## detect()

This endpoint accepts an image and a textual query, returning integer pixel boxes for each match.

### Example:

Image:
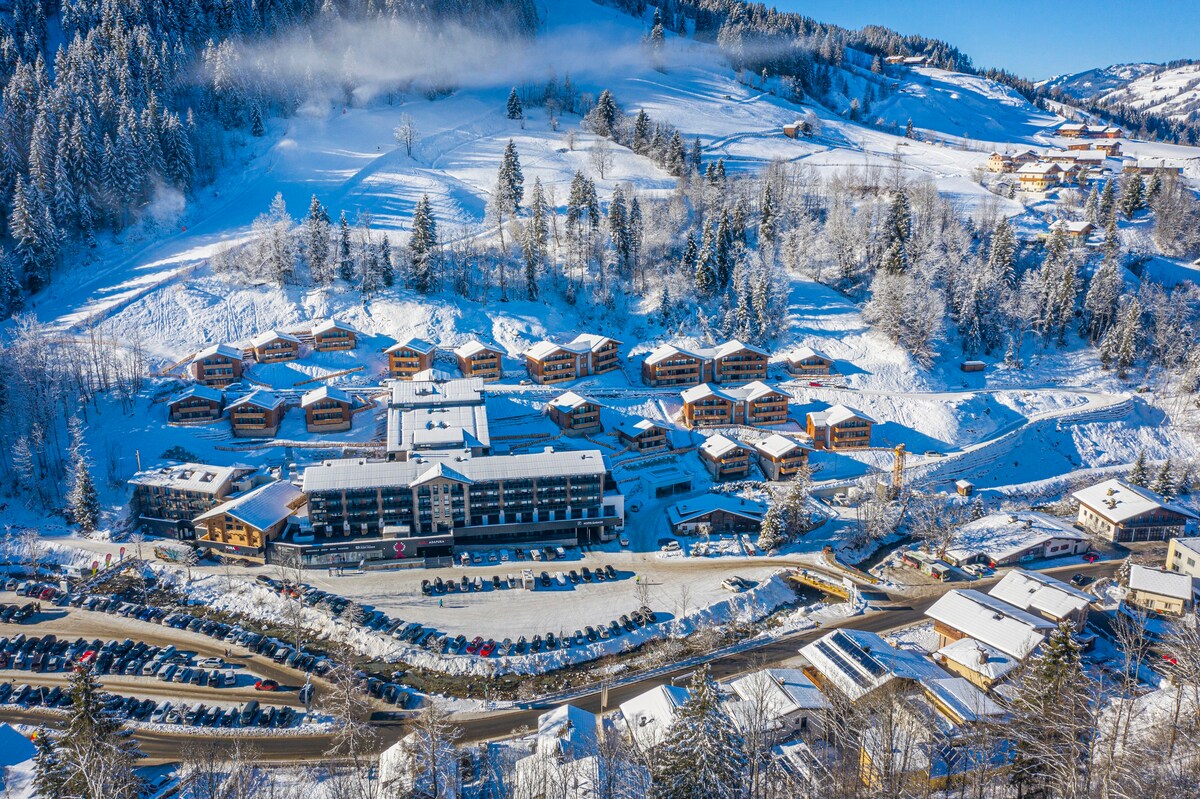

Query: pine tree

[592,89,618,138]
[715,210,733,288]
[757,505,785,552]
[759,183,776,245]
[689,137,703,173]
[305,195,332,284]
[379,234,394,287]
[522,177,548,300]
[1129,449,1149,487]
[250,104,265,137]
[1119,174,1144,220]
[652,666,747,799]
[694,221,717,297]
[409,195,438,294]
[1099,178,1116,219]
[492,139,524,247]
[904,118,915,139]
[1083,255,1122,343]
[337,212,354,282]
[1099,295,1141,377]
[506,88,524,120]
[0,248,24,319]
[61,666,143,798]
[988,218,1017,284]
[666,131,686,176]
[657,284,672,326]
[632,110,651,153]
[1152,459,1175,498]
[881,190,912,273]
[649,8,666,64]
[1175,463,1193,496]
[67,417,99,535]
[31,726,67,798]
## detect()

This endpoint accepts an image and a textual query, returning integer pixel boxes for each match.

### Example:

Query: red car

[1162,654,1179,666]
[38,588,55,601]
[1082,552,1099,563]
[465,636,484,655]
[254,679,279,691]
[79,650,97,665]
[479,639,497,657]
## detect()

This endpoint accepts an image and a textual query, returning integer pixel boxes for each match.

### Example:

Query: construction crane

[891,444,906,498]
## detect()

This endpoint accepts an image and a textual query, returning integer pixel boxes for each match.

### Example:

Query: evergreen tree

[31,726,67,798]
[657,284,672,326]
[379,234,394,287]
[1176,463,1193,496]
[1152,459,1175,498]
[521,177,548,300]
[67,417,99,535]
[666,131,686,176]
[1099,178,1116,219]
[250,104,265,137]
[904,118,915,139]
[694,221,717,297]
[337,212,354,282]
[61,666,143,798]
[409,195,438,294]
[757,504,785,552]
[652,666,747,799]
[1129,449,1149,487]
[1119,173,1144,220]
[492,139,525,248]
[649,8,666,64]
[715,210,733,288]
[506,88,523,120]
[881,190,912,273]
[1099,295,1142,378]
[1083,255,1122,343]
[689,136,703,173]
[988,217,1017,284]
[632,110,651,153]
[759,183,776,245]
[305,195,332,285]
[0,249,24,319]
[592,89,619,137]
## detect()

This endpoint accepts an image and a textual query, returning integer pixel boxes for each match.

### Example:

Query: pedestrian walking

[438,598,444,608]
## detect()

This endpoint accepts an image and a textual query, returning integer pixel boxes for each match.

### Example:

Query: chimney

[977,647,988,666]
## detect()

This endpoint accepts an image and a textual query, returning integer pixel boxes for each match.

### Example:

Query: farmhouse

[786,346,835,377]
[228,390,286,438]
[680,382,791,428]
[386,337,437,380]
[1016,162,1062,191]
[615,418,670,453]
[194,480,307,561]
[1167,536,1200,580]
[128,462,257,538]
[753,433,810,481]
[1056,122,1087,138]
[666,493,766,535]
[988,568,1092,629]
[1092,140,1121,157]
[925,589,1054,661]
[942,511,1090,567]
[1127,564,1195,616]
[986,152,1013,173]
[806,404,873,450]
[311,318,359,351]
[167,384,224,423]
[641,339,768,387]
[453,340,505,381]
[698,434,753,481]
[1049,219,1095,240]
[524,334,622,384]
[386,377,490,461]
[250,330,301,363]
[189,343,244,387]
[301,385,354,433]
[1073,478,1196,542]
[547,391,603,436]
[1123,158,1185,176]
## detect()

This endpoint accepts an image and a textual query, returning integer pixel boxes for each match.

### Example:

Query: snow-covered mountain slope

[1044,61,1200,124]
[1040,63,1161,99]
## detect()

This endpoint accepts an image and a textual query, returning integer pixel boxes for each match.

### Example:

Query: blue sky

[774,1,1197,78]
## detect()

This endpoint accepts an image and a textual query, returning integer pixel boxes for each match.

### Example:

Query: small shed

[960,360,986,373]
[956,479,975,497]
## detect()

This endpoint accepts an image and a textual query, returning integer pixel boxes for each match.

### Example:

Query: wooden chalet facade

[311,319,358,351]
[667,495,766,535]
[641,340,768,387]
[547,392,603,436]
[168,384,224,423]
[454,340,505,381]
[806,405,874,450]
[753,434,810,481]
[1072,478,1196,543]
[301,385,353,433]
[228,391,286,438]
[699,434,753,481]
[1016,162,1062,191]
[680,382,791,429]
[194,480,307,560]
[524,334,621,385]
[251,330,301,363]
[189,344,244,387]
[787,346,835,377]
[387,338,437,380]
[616,418,670,453]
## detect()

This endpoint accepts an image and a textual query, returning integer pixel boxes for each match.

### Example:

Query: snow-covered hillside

[1046,61,1200,125]
[1040,63,1161,100]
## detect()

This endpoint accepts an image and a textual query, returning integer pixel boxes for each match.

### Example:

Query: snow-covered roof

[129,462,250,493]
[924,590,1054,660]
[799,629,946,703]
[1074,478,1196,523]
[681,382,788,405]
[808,404,873,427]
[616,417,666,438]
[301,385,351,407]
[192,343,242,362]
[169,384,224,405]
[1172,537,1200,560]
[410,368,456,382]
[667,494,766,526]
[1129,564,1194,600]
[712,339,767,358]
[922,676,1005,723]
[619,684,689,750]
[1017,162,1061,175]
[227,390,284,412]
[1058,122,1087,131]
[311,318,359,336]
[936,637,1020,682]
[1050,219,1094,233]
[194,480,304,530]
[753,433,806,459]
[945,511,1088,565]
[536,704,598,759]
[390,377,484,409]
[548,391,595,412]
[566,333,621,352]
[251,329,301,348]
[681,383,732,404]
[453,339,503,358]
[789,346,832,362]
[644,343,702,366]
[385,336,436,355]
[303,450,608,492]
[727,668,830,721]
[645,338,765,367]
[989,568,1092,620]
[700,434,748,459]
[524,340,569,360]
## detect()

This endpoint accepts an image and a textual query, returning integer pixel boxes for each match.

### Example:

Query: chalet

[386,337,437,380]
[1167,536,1200,580]
[753,433,810,481]
[787,346,835,377]
[943,512,1090,568]
[524,334,621,384]
[680,382,791,428]
[1073,478,1197,542]
[301,385,353,433]
[547,391,603,436]
[955,479,974,497]
[698,434,753,481]
[1092,140,1122,157]
[189,343,244,387]
[1050,219,1095,241]
[960,360,985,373]
[1090,125,1123,138]
[902,55,930,67]
[722,669,829,745]
[620,684,690,753]
[228,390,286,438]
[128,462,256,538]
[1123,159,1185,176]
[1011,150,1040,166]
[1127,564,1195,616]
[806,404,873,450]
[615,418,670,453]
[986,152,1013,173]
[453,340,504,381]
[925,589,1054,661]
[311,318,359,351]
[1016,162,1062,191]
[167,384,224,423]
[988,568,1092,630]
[936,637,1019,689]
[666,494,766,535]
[1056,122,1087,138]
[250,330,301,363]
[194,480,307,561]
[783,121,805,139]
[884,55,906,65]
[641,339,768,387]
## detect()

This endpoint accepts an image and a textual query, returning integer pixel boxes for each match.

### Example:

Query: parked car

[254,679,279,692]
